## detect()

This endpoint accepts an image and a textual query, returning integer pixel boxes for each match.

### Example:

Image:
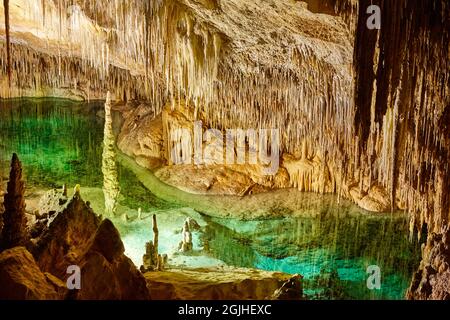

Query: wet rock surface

[145,267,303,300]
[407,228,450,300]
[271,274,303,300]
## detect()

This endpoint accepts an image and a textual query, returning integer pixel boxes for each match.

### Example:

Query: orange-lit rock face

[0,246,65,300]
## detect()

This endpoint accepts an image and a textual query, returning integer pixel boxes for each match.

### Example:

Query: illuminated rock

[179,219,193,252]
[0,153,28,250]
[102,92,120,216]
[0,246,65,300]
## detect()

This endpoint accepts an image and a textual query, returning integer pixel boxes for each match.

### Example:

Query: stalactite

[0,0,448,234]
[3,0,11,88]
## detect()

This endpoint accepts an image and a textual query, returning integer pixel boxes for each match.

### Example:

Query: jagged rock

[142,214,167,272]
[31,192,150,299]
[407,228,450,300]
[32,192,101,278]
[37,187,68,217]
[89,219,125,263]
[271,274,303,300]
[74,218,150,300]
[0,247,65,300]
[0,153,28,251]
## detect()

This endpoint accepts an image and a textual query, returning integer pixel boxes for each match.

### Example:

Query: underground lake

[0,98,422,300]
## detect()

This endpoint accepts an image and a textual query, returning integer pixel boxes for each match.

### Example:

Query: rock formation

[0,246,66,300]
[0,153,28,250]
[2,1,448,225]
[31,187,150,300]
[407,227,450,300]
[0,0,449,300]
[271,274,304,300]
[145,266,303,300]
[179,219,193,253]
[102,91,120,216]
[141,214,162,272]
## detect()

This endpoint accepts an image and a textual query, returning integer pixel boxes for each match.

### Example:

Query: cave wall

[354,0,450,233]
[0,0,449,233]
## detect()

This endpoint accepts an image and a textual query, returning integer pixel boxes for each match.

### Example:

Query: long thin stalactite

[3,0,11,88]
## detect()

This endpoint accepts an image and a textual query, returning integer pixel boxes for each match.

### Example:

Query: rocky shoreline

[0,153,302,300]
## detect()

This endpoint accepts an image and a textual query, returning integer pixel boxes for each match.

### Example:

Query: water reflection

[203,210,421,299]
[0,98,104,188]
[0,99,421,300]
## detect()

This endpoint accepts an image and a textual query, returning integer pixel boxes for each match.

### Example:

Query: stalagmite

[102,91,120,216]
[0,0,447,263]
[178,219,193,253]
[141,214,161,271]
[0,153,28,250]
[152,214,159,265]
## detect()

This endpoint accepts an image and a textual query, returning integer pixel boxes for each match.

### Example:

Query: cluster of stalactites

[0,42,155,101]
[1,0,356,159]
[353,0,450,235]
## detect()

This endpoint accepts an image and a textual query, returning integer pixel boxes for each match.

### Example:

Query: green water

[0,98,172,211]
[0,98,422,300]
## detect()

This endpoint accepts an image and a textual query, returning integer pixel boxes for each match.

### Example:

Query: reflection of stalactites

[102,91,120,216]
[3,0,11,89]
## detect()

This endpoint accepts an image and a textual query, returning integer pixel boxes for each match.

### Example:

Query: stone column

[0,153,27,250]
[102,92,120,216]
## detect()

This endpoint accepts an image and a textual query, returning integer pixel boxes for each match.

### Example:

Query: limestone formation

[0,153,28,251]
[407,227,450,300]
[2,0,448,230]
[0,0,449,301]
[0,246,65,300]
[37,187,69,217]
[141,241,158,272]
[31,190,150,300]
[271,274,304,300]
[102,91,120,216]
[144,266,304,300]
[179,219,193,253]
[142,214,166,272]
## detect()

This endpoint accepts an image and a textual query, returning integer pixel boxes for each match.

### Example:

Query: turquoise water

[0,98,422,300]
[0,98,173,211]
[202,214,420,299]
